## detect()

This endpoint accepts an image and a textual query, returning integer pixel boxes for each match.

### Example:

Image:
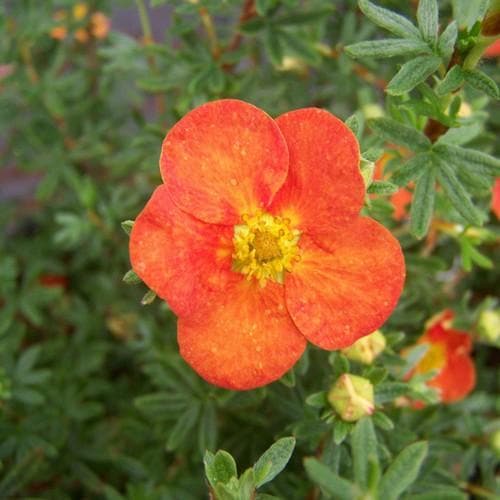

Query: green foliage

[0,0,498,499]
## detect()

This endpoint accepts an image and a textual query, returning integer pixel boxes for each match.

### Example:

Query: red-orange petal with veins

[178,280,306,390]
[428,350,476,403]
[161,99,289,225]
[269,108,364,247]
[129,185,238,318]
[285,218,405,350]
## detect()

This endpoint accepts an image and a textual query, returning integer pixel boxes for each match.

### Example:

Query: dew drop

[230,178,238,186]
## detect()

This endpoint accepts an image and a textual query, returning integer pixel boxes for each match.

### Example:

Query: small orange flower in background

[407,310,476,404]
[50,3,110,42]
[129,100,405,390]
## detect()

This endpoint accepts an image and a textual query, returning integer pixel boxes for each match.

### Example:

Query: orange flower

[90,12,111,40]
[492,178,500,219]
[50,26,68,40]
[409,310,476,403]
[129,100,405,390]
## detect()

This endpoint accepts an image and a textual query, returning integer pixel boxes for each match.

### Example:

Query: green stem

[135,0,153,44]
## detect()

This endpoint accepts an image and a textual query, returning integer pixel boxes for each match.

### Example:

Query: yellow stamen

[415,342,446,374]
[232,211,300,286]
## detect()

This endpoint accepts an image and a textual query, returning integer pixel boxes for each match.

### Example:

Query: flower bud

[362,103,384,120]
[328,374,374,422]
[477,309,500,343]
[342,330,386,365]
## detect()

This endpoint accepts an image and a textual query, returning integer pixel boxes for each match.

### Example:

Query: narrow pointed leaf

[391,152,432,186]
[254,436,295,487]
[352,417,378,489]
[410,167,436,239]
[369,118,431,152]
[345,39,431,59]
[433,143,500,176]
[436,65,464,96]
[358,0,421,39]
[304,458,359,500]
[438,21,458,59]
[435,158,485,225]
[417,0,439,44]
[378,441,428,500]
[122,269,141,285]
[463,69,500,99]
[204,450,238,488]
[387,55,442,95]
[367,180,399,195]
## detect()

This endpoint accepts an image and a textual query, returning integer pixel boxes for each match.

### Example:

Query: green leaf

[253,436,295,488]
[433,143,500,176]
[358,0,421,39]
[279,30,321,65]
[352,417,378,489]
[204,450,238,488]
[305,391,327,408]
[387,55,442,95]
[265,29,283,66]
[166,403,201,451]
[345,114,359,136]
[410,167,436,239]
[274,8,333,26]
[378,441,428,500]
[369,118,431,152]
[367,180,399,195]
[463,69,500,99]
[405,486,468,500]
[435,158,485,225]
[391,152,432,186]
[122,269,141,285]
[240,17,267,34]
[134,392,189,417]
[121,220,134,235]
[304,458,359,500]
[141,290,157,305]
[255,0,276,16]
[435,65,464,96]
[198,402,217,454]
[437,21,458,60]
[417,0,439,44]
[345,39,431,59]
[333,419,352,445]
[239,468,256,497]
[372,412,394,431]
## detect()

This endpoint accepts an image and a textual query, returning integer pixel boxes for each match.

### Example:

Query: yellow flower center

[232,211,301,286]
[415,342,446,375]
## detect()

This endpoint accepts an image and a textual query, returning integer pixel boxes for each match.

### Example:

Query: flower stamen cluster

[232,211,300,286]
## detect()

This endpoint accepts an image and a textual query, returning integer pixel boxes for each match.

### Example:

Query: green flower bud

[342,330,386,365]
[477,309,500,343]
[328,374,374,422]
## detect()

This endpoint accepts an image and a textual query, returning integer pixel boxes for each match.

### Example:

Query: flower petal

[269,108,364,245]
[129,185,237,317]
[430,353,476,403]
[161,99,289,225]
[285,218,405,350]
[178,280,306,390]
